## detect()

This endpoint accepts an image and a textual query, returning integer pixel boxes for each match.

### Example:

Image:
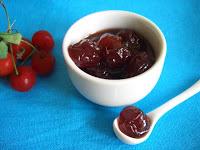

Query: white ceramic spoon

[113,80,200,145]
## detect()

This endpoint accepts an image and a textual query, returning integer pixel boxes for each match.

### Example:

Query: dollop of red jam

[68,29,155,79]
[118,106,151,138]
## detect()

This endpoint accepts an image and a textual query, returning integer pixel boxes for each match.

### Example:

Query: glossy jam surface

[118,106,151,138]
[68,29,155,79]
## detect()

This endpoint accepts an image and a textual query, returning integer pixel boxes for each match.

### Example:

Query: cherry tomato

[32,30,54,52]
[11,38,33,60]
[0,53,14,77]
[31,51,55,76]
[10,66,36,92]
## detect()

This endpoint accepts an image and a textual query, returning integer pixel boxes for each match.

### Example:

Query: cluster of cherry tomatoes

[0,30,56,92]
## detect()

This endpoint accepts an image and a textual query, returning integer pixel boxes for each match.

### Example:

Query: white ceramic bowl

[62,10,166,107]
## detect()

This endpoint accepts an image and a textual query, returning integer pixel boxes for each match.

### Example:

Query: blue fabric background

[0,0,200,149]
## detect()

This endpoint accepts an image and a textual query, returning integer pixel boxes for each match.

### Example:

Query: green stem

[20,48,36,65]
[21,39,39,51]
[0,0,11,32]
[20,39,39,65]
[0,0,19,75]
[9,44,19,75]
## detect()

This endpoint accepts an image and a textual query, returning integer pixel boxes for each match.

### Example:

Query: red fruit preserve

[68,29,155,79]
[118,106,151,138]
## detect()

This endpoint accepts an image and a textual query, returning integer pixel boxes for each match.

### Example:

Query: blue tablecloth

[0,0,200,149]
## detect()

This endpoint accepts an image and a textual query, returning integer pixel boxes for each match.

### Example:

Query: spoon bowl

[113,80,200,144]
[113,116,154,145]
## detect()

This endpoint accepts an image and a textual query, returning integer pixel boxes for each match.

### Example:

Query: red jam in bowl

[68,29,155,79]
[118,106,151,138]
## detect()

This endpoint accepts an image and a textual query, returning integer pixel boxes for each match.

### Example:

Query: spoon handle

[149,80,200,120]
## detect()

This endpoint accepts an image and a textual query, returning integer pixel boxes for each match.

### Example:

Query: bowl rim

[62,10,167,85]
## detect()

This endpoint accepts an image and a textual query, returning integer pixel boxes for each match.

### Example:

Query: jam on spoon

[118,106,151,138]
[68,29,155,79]
[113,80,200,144]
